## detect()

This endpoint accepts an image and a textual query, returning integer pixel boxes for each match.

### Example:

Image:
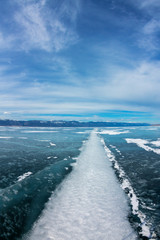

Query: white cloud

[0,59,159,118]
[13,0,80,52]
[143,19,160,34]
[0,32,14,50]
[0,0,80,52]
[132,0,160,51]
[3,111,11,115]
[99,61,160,107]
[139,0,160,9]
[137,18,160,51]
[15,2,51,51]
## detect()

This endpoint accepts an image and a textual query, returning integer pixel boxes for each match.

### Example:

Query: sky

[0,0,160,123]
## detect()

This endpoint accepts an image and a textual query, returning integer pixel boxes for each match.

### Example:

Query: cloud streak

[0,0,80,52]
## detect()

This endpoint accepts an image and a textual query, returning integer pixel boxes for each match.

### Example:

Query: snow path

[26,131,136,240]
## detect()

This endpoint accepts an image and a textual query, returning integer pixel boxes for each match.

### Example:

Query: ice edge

[100,137,157,240]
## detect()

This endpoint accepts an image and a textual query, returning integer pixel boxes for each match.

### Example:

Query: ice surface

[49,142,56,146]
[125,138,160,154]
[76,130,91,134]
[110,145,122,155]
[22,131,58,133]
[0,136,13,139]
[97,130,129,135]
[17,172,32,181]
[26,131,136,240]
[151,139,160,147]
[37,139,50,142]
[101,138,152,238]
[18,137,28,139]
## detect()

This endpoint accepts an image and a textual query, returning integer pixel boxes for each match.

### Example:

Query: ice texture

[151,139,160,147]
[101,138,152,238]
[22,131,58,133]
[17,172,32,181]
[125,138,160,154]
[97,130,129,135]
[27,131,136,240]
[0,136,13,139]
[49,142,56,146]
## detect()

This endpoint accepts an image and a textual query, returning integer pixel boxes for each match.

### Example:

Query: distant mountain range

[0,119,150,127]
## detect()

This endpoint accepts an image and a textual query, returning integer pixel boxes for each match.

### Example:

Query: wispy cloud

[0,32,14,50]
[138,20,160,51]
[15,1,51,51]
[0,0,80,52]
[132,0,160,52]
[103,61,160,106]
[138,0,160,9]
[13,0,80,52]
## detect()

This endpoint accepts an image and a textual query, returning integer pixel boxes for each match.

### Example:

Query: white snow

[22,131,58,133]
[18,137,28,139]
[101,138,152,238]
[125,138,160,155]
[49,142,56,146]
[0,136,13,139]
[110,145,122,155]
[17,172,32,182]
[97,130,129,135]
[76,130,91,134]
[37,139,50,142]
[151,139,160,147]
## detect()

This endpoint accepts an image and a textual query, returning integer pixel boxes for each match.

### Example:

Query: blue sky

[0,0,160,123]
